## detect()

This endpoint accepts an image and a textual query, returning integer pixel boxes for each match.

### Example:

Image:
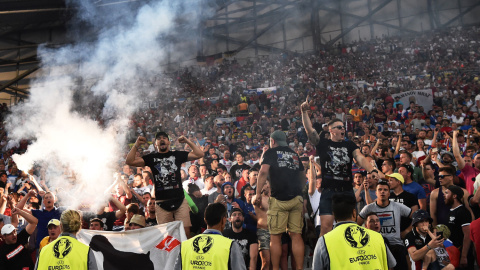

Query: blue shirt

[32,207,62,249]
[403,182,427,200]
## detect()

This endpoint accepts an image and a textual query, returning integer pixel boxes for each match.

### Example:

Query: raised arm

[12,207,38,235]
[452,130,466,170]
[301,97,320,146]
[116,178,132,199]
[109,195,127,219]
[308,156,316,196]
[126,136,147,167]
[179,136,204,161]
[28,174,44,193]
[16,189,36,212]
[393,131,402,156]
[370,139,381,160]
[353,149,378,178]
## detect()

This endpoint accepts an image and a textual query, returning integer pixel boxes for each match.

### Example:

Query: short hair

[327,118,343,127]
[126,203,140,214]
[399,164,413,175]
[90,218,104,228]
[439,166,455,176]
[134,173,143,179]
[142,171,153,180]
[377,181,390,189]
[204,203,227,227]
[365,212,378,220]
[243,186,254,194]
[188,183,200,195]
[384,159,396,171]
[400,151,413,160]
[217,164,227,171]
[331,193,356,221]
[0,172,6,178]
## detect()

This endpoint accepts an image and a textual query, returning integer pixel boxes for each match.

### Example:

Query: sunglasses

[438,174,452,179]
[332,125,345,130]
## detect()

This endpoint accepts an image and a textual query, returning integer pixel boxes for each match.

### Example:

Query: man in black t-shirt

[301,98,379,237]
[230,153,251,183]
[0,207,37,270]
[444,185,473,268]
[256,130,305,270]
[223,208,258,269]
[126,131,204,237]
[387,173,419,233]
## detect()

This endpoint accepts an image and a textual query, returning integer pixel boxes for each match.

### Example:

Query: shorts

[257,228,270,250]
[267,196,303,234]
[155,198,192,227]
[319,189,355,215]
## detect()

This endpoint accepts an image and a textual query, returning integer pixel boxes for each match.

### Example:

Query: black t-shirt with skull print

[143,151,189,200]
[316,131,359,190]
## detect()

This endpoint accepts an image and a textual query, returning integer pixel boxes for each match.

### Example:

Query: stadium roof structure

[0,0,479,103]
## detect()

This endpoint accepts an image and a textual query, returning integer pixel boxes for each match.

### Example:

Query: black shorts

[319,188,354,215]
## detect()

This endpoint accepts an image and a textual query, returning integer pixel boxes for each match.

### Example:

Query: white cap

[1,224,15,235]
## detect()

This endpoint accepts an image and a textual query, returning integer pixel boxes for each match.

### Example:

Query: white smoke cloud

[7,0,205,207]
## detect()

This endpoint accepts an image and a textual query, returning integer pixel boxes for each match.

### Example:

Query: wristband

[426,244,432,250]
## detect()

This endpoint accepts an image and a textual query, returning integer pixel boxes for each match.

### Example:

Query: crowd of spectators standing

[0,25,480,269]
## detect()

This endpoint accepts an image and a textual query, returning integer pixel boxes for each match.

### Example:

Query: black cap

[411,210,432,226]
[155,131,169,139]
[231,207,243,215]
[447,185,464,200]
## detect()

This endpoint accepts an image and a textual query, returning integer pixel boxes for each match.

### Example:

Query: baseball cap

[447,185,464,199]
[386,173,404,184]
[221,182,234,194]
[231,208,243,215]
[411,209,432,226]
[270,130,288,146]
[155,131,169,139]
[47,219,60,228]
[1,224,15,235]
[129,214,146,228]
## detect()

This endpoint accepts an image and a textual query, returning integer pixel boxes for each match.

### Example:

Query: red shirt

[470,218,480,265]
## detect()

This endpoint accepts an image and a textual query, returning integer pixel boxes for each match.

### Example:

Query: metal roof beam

[0,67,38,92]
[326,0,393,46]
[440,1,480,28]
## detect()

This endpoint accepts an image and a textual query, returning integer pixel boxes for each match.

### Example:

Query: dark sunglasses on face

[438,174,451,179]
[332,125,345,130]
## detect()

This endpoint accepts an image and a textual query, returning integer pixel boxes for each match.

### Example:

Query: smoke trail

[6,0,205,207]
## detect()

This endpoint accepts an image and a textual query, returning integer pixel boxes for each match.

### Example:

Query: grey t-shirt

[359,201,412,246]
[0,214,11,224]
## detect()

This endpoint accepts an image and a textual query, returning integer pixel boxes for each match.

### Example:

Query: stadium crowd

[1,25,480,269]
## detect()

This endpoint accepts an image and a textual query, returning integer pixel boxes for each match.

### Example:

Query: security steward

[173,203,246,270]
[312,193,396,269]
[35,209,98,270]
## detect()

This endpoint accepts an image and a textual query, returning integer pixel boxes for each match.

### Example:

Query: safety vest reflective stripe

[181,234,233,270]
[324,223,388,269]
[37,236,90,270]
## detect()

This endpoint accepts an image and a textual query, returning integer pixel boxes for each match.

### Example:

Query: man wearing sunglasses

[301,98,379,237]
[429,166,473,227]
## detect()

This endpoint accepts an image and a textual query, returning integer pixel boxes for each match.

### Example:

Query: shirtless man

[253,181,271,270]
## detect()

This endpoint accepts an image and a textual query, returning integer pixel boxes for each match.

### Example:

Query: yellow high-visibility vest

[181,233,233,270]
[324,223,388,269]
[37,235,90,270]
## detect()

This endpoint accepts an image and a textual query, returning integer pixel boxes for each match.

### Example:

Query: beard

[233,220,243,229]
[445,197,454,206]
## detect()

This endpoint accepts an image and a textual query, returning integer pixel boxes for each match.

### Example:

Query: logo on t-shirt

[378,211,396,234]
[153,156,178,186]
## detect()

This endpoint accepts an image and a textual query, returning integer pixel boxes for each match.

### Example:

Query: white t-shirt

[201,187,217,196]
[309,190,321,227]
